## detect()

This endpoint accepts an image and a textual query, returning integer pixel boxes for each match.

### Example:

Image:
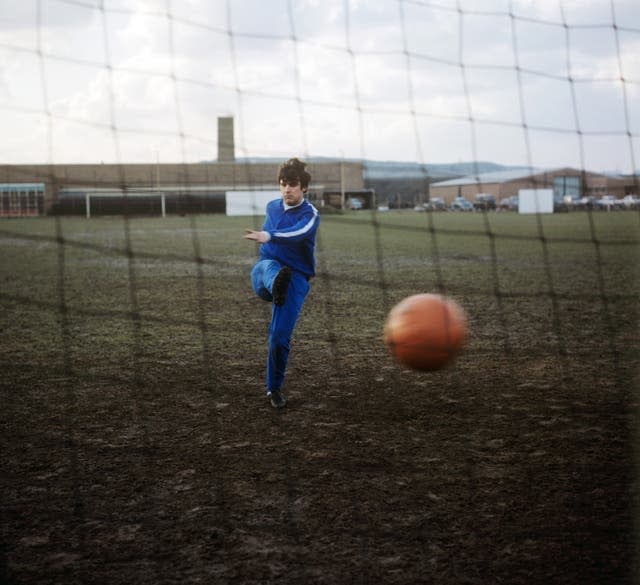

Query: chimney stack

[217,116,235,162]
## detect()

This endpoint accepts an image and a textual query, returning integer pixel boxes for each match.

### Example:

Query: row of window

[0,191,44,216]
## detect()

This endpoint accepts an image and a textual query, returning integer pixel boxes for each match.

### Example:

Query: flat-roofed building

[430,167,636,206]
[0,159,365,215]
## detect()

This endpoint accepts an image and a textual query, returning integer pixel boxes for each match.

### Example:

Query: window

[553,176,580,203]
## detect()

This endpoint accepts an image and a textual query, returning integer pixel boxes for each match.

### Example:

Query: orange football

[384,293,467,371]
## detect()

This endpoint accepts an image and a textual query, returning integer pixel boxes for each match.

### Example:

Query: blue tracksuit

[250,198,319,393]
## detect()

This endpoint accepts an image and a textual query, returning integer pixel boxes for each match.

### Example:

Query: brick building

[430,167,636,206]
[0,117,365,216]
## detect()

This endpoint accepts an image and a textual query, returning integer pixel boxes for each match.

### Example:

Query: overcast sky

[1,0,638,173]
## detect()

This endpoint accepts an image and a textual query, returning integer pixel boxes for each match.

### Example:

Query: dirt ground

[2,335,638,584]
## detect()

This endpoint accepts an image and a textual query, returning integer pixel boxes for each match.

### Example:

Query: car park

[563,195,581,209]
[415,197,447,211]
[498,195,519,210]
[596,195,624,210]
[622,195,640,209]
[425,197,446,211]
[474,194,497,210]
[575,196,597,210]
[450,197,474,211]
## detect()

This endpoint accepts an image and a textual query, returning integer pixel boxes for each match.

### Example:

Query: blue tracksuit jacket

[259,198,320,278]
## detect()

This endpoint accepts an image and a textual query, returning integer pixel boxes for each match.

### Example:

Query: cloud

[0,0,637,172]
[0,0,98,30]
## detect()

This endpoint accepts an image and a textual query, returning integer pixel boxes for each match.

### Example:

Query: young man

[244,158,319,409]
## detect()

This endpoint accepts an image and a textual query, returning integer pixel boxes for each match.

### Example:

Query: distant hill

[210,157,529,178]
[358,159,533,206]
[361,160,530,180]
[201,157,531,206]
[301,157,523,179]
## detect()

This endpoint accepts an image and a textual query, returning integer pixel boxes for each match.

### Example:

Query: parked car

[622,195,640,209]
[596,195,624,211]
[450,197,474,211]
[349,197,363,210]
[499,195,519,211]
[474,194,496,211]
[424,197,446,211]
[563,195,581,208]
[575,196,597,210]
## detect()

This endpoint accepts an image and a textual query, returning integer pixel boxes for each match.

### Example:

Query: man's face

[280,178,305,206]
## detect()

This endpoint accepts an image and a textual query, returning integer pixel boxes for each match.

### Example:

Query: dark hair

[278,158,311,191]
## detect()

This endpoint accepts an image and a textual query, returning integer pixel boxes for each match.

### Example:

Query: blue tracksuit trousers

[251,259,310,393]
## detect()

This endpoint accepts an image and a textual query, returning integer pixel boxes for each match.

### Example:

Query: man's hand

[244,229,270,243]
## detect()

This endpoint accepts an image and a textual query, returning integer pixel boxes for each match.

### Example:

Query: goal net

[0,2,638,583]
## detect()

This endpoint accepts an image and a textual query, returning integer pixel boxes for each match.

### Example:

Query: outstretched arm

[243,229,270,243]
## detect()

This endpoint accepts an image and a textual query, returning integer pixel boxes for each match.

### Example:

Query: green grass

[1,210,638,376]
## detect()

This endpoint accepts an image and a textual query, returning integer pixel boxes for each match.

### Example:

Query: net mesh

[1,1,639,583]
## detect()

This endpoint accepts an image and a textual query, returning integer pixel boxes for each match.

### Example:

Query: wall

[0,161,364,213]
[430,168,635,205]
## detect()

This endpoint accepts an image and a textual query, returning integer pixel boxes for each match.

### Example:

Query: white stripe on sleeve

[273,206,318,239]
